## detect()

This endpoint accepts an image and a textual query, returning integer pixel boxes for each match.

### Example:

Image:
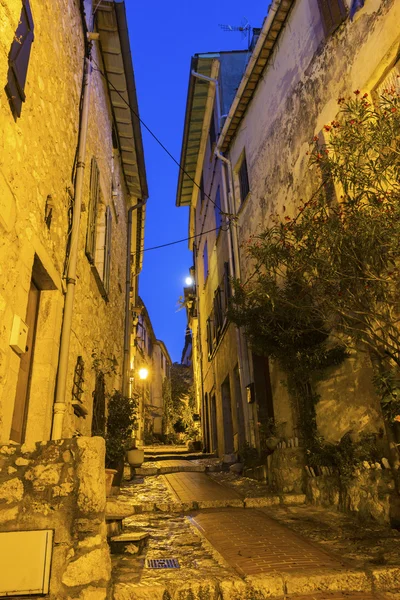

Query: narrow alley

[1,0,400,599]
[108,447,400,599]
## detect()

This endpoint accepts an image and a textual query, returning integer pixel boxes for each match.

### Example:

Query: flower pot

[126,448,144,468]
[105,468,117,497]
[265,436,280,452]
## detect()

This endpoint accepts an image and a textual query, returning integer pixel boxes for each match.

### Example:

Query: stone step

[144,452,216,461]
[109,532,149,555]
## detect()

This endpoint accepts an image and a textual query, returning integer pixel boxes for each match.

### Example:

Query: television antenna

[219,17,252,47]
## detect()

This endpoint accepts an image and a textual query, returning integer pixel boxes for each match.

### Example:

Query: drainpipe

[123,200,147,397]
[51,54,92,440]
[191,70,221,131]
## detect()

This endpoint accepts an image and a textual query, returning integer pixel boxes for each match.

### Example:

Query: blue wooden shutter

[6,0,34,118]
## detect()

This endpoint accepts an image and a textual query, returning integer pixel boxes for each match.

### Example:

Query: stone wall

[305,464,398,525]
[0,436,110,599]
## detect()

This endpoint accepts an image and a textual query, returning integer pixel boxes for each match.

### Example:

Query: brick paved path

[191,507,344,577]
[164,472,242,503]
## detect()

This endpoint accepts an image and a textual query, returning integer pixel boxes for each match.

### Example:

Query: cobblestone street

[109,461,400,600]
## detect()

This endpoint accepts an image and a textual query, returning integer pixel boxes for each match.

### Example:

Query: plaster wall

[225,0,400,441]
[0,0,134,443]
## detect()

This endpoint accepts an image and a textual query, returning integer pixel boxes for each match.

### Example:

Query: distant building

[134,299,172,442]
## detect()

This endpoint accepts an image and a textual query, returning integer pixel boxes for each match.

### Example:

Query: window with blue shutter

[6,0,34,118]
[214,186,222,232]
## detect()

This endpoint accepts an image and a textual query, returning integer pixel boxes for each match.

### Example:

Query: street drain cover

[146,558,180,569]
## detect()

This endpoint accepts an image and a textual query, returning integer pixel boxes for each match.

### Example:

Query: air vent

[146,558,180,569]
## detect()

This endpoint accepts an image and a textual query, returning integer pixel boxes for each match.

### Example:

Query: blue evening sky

[126,1,269,363]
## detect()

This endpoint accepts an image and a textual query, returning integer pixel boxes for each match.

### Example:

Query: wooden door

[221,377,234,454]
[10,281,40,443]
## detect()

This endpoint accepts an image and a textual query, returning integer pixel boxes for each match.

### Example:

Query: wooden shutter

[103,206,112,295]
[86,158,100,263]
[214,287,223,335]
[317,0,347,36]
[214,186,222,231]
[223,262,231,311]
[239,155,250,203]
[6,0,34,118]
[206,317,213,357]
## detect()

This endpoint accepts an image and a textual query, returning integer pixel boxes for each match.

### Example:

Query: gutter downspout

[215,149,253,445]
[123,200,147,397]
[52,54,92,440]
[191,70,221,130]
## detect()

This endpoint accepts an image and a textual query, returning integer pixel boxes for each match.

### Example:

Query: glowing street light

[185,276,193,286]
[138,367,149,380]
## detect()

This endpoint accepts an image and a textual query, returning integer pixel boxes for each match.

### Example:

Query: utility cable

[92,59,224,214]
[141,223,228,253]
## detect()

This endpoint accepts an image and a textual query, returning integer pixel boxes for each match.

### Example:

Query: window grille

[72,356,87,417]
[238,154,250,204]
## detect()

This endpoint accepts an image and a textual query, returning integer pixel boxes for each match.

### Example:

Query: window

[86,158,100,263]
[86,158,112,298]
[5,0,34,118]
[200,173,205,206]
[206,317,214,357]
[203,240,208,283]
[222,262,231,311]
[214,186,222,232]
[238,154,250,204]
[209,110,216,148]
[317,0,346,36]
[213,287,223,334]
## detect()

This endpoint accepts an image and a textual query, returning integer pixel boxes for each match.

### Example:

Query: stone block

[245,573,285,598]
[0,478,24,503]
[245,496,280,508]
[113,583,166,600]
[15,457,30,466]
[372,566,400,591]
[79,587,108,600]
[280,493,306,505]
[24,463,62,490]
[76,437,106,515]
[62,547,111,587]
[219,578,248,600]
[284,568,370,595]
[0,505,18,523]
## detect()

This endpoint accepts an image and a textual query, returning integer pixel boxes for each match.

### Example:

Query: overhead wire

[91,59,226,215]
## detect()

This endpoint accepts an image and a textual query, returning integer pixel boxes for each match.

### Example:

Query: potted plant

[126,438,144,468]
[105,390,138,492]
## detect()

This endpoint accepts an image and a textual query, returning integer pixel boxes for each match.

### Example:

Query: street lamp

[138,367,149,380]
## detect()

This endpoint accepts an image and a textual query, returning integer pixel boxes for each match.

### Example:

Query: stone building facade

[177,0,400,517]
[0,0,147,595]
[0,0,147,445]
[133,299,172,442]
